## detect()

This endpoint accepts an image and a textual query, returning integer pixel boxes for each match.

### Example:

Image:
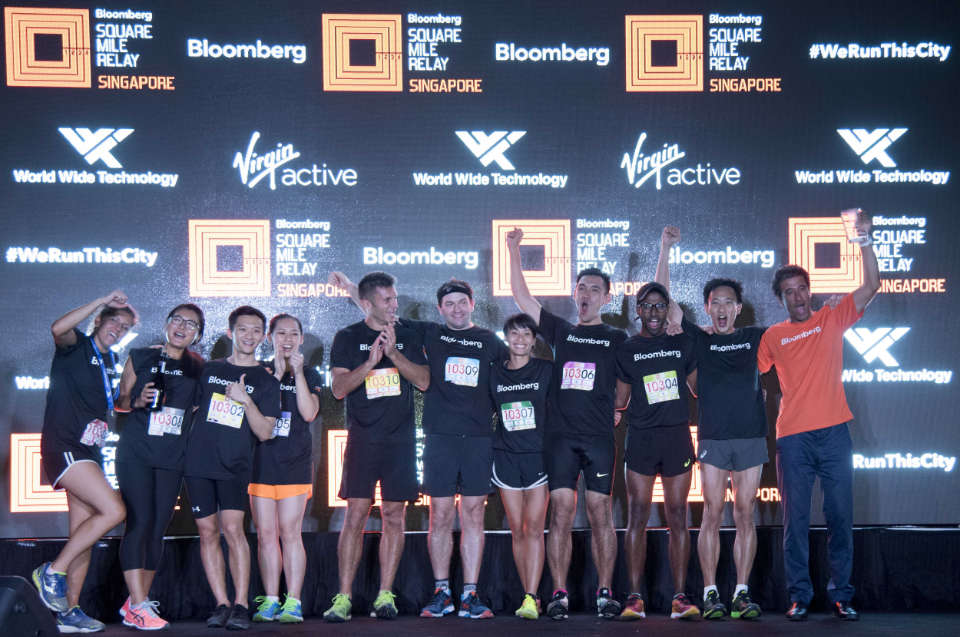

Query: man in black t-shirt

[506,227,673,619]
[324,272,429,622]
[616,279,700,620]
[184,306,280,630]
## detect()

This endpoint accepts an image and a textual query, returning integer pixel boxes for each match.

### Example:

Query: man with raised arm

[757,209,879,622]
[323,272,429,622]
[504,227,676,619]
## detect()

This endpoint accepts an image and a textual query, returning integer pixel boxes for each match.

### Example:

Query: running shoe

[833,601,859,621]
[206,604,230,628]
[420,588,454,617]
[730,590,761,619]
[323,593,352,622]
[459,592,494,619]
[618,593,646,620]
[32,561,68,612]
[596,587,621,619]
[56,606,105,633]
[786,600,808,621]
[118,597,130,618]
[123,600,169,631]
[545,589,568,620]
[671,592,701,620]
[252,596,281,622]
[371,590,399,619]
[276,596,303,623]
[703,589,727,619]
[515,593,538,620]
[225,604,250,631]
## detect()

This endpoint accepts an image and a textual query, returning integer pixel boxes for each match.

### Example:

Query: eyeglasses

[168,315,200,331]
[639,302,668,311]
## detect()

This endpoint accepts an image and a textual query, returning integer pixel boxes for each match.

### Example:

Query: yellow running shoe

[515,594,539,620]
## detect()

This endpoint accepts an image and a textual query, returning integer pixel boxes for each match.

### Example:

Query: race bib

[148,406,185,436]
[364,367,401,399]
[500,401,536,432]
[643,370,680,404]
[207,392,244,428]
[272,411,292,438]
[444,357,479,387]
[80,419,109,446]
[560,361,596,391]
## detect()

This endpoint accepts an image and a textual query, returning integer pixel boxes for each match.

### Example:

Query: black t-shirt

[410,320,507,437]
[184,359,281,481]
[42,328,119,448]
[118,347,204,471]
[682,318,767,440]
[539,309,626,438]
[616,332,696,430]
[252,366,322,485]
[330,320,426,444]
[489,357,553,453]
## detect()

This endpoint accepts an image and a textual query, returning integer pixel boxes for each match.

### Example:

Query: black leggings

[117,463,182,571]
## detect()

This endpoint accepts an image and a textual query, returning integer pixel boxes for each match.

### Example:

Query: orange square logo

[625,15,703,92]
[788,217,864,294]
[10,433,68,512]
[188,220,271,297]
[4,7,91,88]
[652,426,702,503]
[321,14,402,92]
[492,220,572,297]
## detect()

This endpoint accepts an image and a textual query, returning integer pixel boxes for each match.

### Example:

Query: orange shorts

[247,483,313,500]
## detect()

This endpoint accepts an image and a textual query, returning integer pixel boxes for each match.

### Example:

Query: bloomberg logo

[187,38,307,64]
[843,327,952,384]
[494,42,610,66]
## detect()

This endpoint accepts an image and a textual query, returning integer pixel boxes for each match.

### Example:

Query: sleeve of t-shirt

[831,293,864,331]
[330,329,352,369]
[616,349,634,384]
[55,327,87,355]
[538,309,568,347]
[304,367,324,399]
[253,373,282,418]
[757,330,774,374]
[684,336,697,375]
[401,326,427,365]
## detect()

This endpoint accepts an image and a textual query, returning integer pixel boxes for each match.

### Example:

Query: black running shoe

[703,590,727,619]
[546,590,568,621]
[596,588,621,619]
[833,601,859,621]
[731,590,761,619]
[225,604,251,631]
[207,604,231,628]
[786,600,809,621]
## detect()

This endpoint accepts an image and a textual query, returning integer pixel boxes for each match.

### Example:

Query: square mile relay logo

[4,6,91,87]
[188,220,271,297]
[492,219,571,297]
[321,14,402,92]
[625,15,703,92]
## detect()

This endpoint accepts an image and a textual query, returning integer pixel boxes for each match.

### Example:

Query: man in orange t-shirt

[757,211,879,622]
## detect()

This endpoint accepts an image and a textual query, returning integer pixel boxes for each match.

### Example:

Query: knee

[549,504,575,531]
[733,499,755,525]
[106,499,127,527]
[380,507,405,534]
[258,522,280,545]
[278,521,302,545]
[430,507,455,531]
[197,520,220,544]
[221,521,246,544]
[664,505,687,530]
[701,502,723,528]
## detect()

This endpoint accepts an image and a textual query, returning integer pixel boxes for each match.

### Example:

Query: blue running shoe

[459,592,494,619]
[277,596,303,623]
[56,606,105,633]
[32,562,68,612]
[252,596,282,622]
[420,588,454,618]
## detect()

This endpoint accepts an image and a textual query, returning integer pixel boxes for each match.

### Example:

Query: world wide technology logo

[794,128,950,186]
[843,326,952,385]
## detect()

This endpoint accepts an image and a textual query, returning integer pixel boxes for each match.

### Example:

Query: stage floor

[94,612,960,636]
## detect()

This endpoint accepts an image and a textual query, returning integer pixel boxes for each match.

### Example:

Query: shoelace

[135,600,162,619]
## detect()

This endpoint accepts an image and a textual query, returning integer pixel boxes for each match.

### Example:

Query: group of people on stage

[30,212,878,631]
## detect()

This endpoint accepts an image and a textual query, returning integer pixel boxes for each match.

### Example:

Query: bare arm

[116,357,138,411]
[382,322,430,391]
[327,271,363,311]
[331,333,385,400]
[615,379,632,410]
[505,227,542,323]
[851,212,880,313]
[225,373,276,441]
[51,289,131,347]
[654,226,681,290]
[287,351,321,422]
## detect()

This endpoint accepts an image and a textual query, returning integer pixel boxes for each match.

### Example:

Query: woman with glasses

[32,291,136,633]
[248,314,321,624]
[113,304,206,631]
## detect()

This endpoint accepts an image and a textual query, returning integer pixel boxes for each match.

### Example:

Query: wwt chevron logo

[456,130,525,170]
[837,128,907,168]
[844,327,909,366]
[59,127,133,168]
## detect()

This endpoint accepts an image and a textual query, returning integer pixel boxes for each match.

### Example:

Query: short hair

[772,265,810,301]
[358,271,396,301]
[167,303,205,341]
[503,313,539,336]
[576,267,610,293]
[228,305,266,331]
[437,279,473,305]
[703,278,743,305]
[98,305,136,324]
[269,313,302,334]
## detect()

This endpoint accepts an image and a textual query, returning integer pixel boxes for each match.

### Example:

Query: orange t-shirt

[757,294,863,438]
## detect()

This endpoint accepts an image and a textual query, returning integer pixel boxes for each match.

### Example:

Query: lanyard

[89,336,118,412]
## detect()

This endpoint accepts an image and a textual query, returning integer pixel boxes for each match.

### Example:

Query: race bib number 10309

[445,357,479,387]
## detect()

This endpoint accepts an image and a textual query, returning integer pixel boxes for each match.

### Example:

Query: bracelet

[858,237,873,247]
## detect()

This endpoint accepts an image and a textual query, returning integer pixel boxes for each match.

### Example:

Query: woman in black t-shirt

[248,314,321,623]
[32,291,134,632]
[114,303,205,630]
